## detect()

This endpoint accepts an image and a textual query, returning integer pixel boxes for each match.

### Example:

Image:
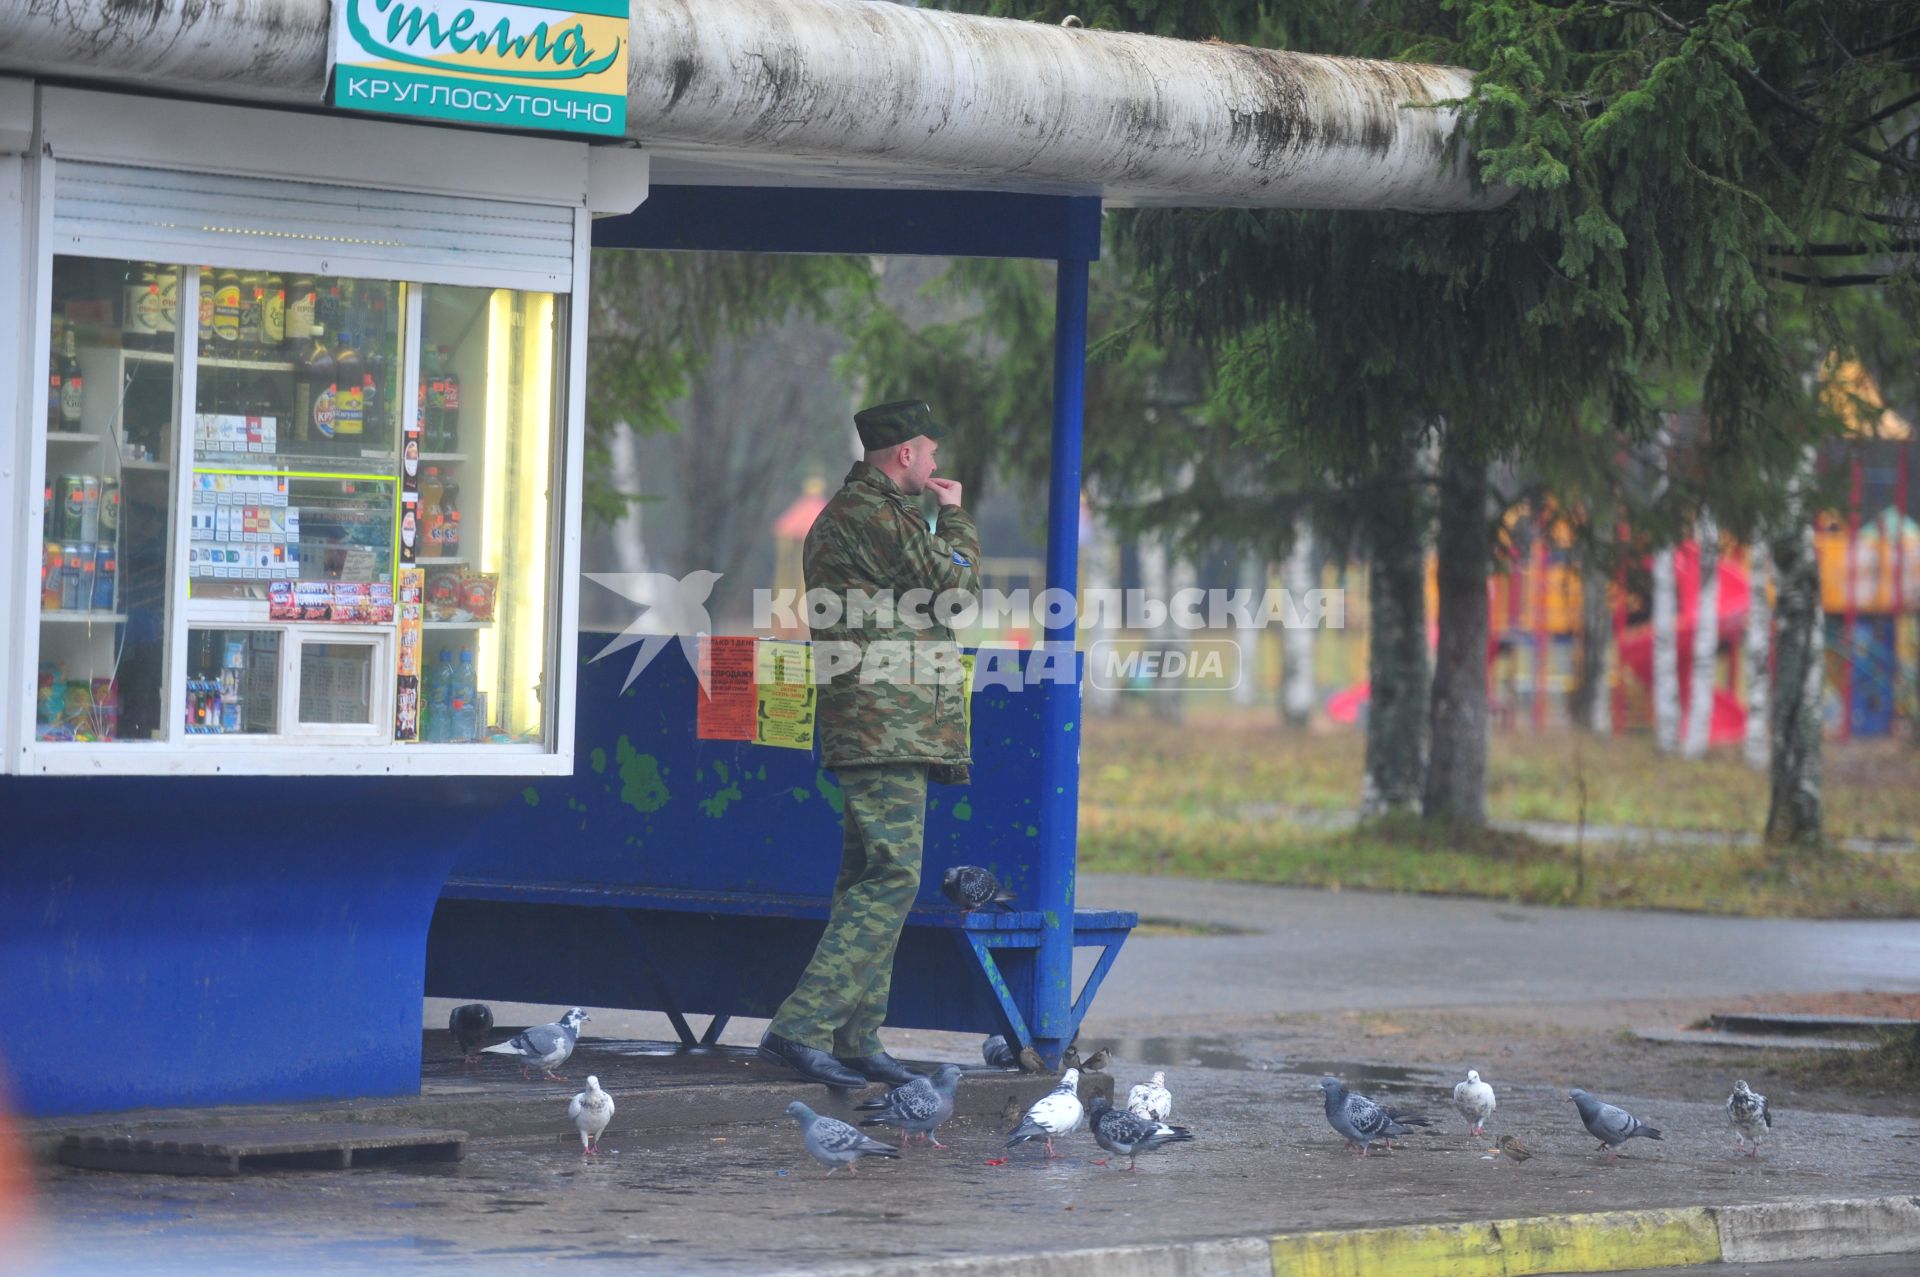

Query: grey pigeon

[482,1007,589,1081]
[857,1063,962,1148]
[567,1075,614,1154]
[787,1100,900,1175]
[942,864,1016,911]
[982,1035,1018,1069]
[1569,1088,1663,1160]
[1086,1096,1193,1171]
[1005,1067,1084,1159]
[1320,1077,1432,1157]
[449,1003,493,1062]
[1726,1080,1772,1158]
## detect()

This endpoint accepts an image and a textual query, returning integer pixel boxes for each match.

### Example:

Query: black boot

[759,1032,868,1089]
[835,1052,924,1087]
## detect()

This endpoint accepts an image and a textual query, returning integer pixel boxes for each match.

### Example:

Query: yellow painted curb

[1269,1206,1722,1277]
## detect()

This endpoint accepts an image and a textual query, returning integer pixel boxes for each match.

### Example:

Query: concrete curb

[794,1195,1920,1277]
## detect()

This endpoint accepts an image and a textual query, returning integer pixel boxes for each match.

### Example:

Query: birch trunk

[1281,518,1318,728]
[1743,541,1772,770]
[1082,501,1120,716]
[1233,553,1262,708]
[1652,547,1681,754]
[1766,453,1825,847]
[1572,523,1614,734]
[1682,510,1720,759]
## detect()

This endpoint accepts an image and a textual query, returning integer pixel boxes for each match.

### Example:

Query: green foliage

[584,252,873,526]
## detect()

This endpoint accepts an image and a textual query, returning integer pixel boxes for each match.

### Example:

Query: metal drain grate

[60,1123,466,1176]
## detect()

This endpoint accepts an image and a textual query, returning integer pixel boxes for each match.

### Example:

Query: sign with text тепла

[329,0,629,137]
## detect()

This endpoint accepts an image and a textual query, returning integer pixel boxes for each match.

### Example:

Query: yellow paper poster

[754,640,816,751]
[961,651,976,745]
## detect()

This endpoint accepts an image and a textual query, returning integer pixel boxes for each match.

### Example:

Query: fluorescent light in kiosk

[480,288,555,742]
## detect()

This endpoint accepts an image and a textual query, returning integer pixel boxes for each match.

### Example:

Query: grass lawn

[1078,708,1920,918]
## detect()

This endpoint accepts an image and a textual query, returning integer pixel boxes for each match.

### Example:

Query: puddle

[1091,1036,1444,1093]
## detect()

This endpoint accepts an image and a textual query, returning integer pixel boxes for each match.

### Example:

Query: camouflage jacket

[806,461,981,782]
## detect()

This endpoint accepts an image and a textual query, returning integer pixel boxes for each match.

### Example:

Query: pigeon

[1453,1069,1496,1137]
[482,1007,589,1081]
[1081,1048,1111,1073]
[787,1100,899,1175]
[1127,1071,1173,1122]
[857,1063,962,1148]
[1086,1096,1193,1171]
[568,1075,614,1154]
[1320,1077,1433,1157]
[1491,1134,1533,1163]
[1006,1067,1084,1158]
[982,1035,1018,1069]
[449,1003,494,1063]
[1726,1080,1772,1158]
[1569,1088,1663,1160]
[942,865,1016,912]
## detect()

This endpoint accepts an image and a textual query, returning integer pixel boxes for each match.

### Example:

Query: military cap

[854,399,946,451]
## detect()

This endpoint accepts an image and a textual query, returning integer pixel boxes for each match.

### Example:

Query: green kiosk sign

[328,0,630,137]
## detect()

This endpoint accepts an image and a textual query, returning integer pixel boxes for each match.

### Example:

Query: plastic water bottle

[453,649,478,742]
[427,650,452,742]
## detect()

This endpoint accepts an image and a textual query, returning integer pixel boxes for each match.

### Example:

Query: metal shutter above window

[52,162,577,293]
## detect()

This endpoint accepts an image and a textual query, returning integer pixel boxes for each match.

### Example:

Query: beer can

[41,541,63,610]
[75,474,100,542]
[57,475,85,540]
[59,543,85,610]
[73,542,97,613]
[92,544,116,611]
[99,476,120,538]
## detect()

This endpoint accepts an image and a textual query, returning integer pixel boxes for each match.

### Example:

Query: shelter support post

[1033,247,1091,1066]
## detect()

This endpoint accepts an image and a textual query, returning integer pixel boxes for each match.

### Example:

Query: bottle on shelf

[261,272,286,356]
[237,269,263,354]
[440,479,460,559]
[58,321,84,432]
[439,348,461,450]
[332,332,364,437]
[196,266,216,345]
[419,466,445,558]
[47,316,65,434]
[286,275,316,343]
[453,649,478,742]
[427,649,452,742]
[211,267,243,352]
[291,324,335,445]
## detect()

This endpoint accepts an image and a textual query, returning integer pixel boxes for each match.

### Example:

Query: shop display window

[32,259,564,761]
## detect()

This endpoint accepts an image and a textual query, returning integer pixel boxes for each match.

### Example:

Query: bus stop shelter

[0,0,1499,1116]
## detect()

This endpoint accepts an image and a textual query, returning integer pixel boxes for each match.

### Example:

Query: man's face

[898,436,939,495]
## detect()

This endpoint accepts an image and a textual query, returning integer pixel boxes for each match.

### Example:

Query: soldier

[758,400,981,1089]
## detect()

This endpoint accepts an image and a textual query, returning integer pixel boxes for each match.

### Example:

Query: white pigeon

[482,1007,589,1080]
[1726,1079,1772,1158]
[1126,1070,1173,1122]
[568,1075,614,1155]
[1453,1069,1496,1137]
[1005,1067,1084,1158]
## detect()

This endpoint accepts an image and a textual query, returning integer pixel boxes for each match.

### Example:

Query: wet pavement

[16,874,1920,1276]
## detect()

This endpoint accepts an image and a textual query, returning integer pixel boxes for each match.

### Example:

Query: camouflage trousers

[768,763,928,1057]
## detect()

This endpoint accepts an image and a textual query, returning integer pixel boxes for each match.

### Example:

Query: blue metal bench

[426,639,1133,1057]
